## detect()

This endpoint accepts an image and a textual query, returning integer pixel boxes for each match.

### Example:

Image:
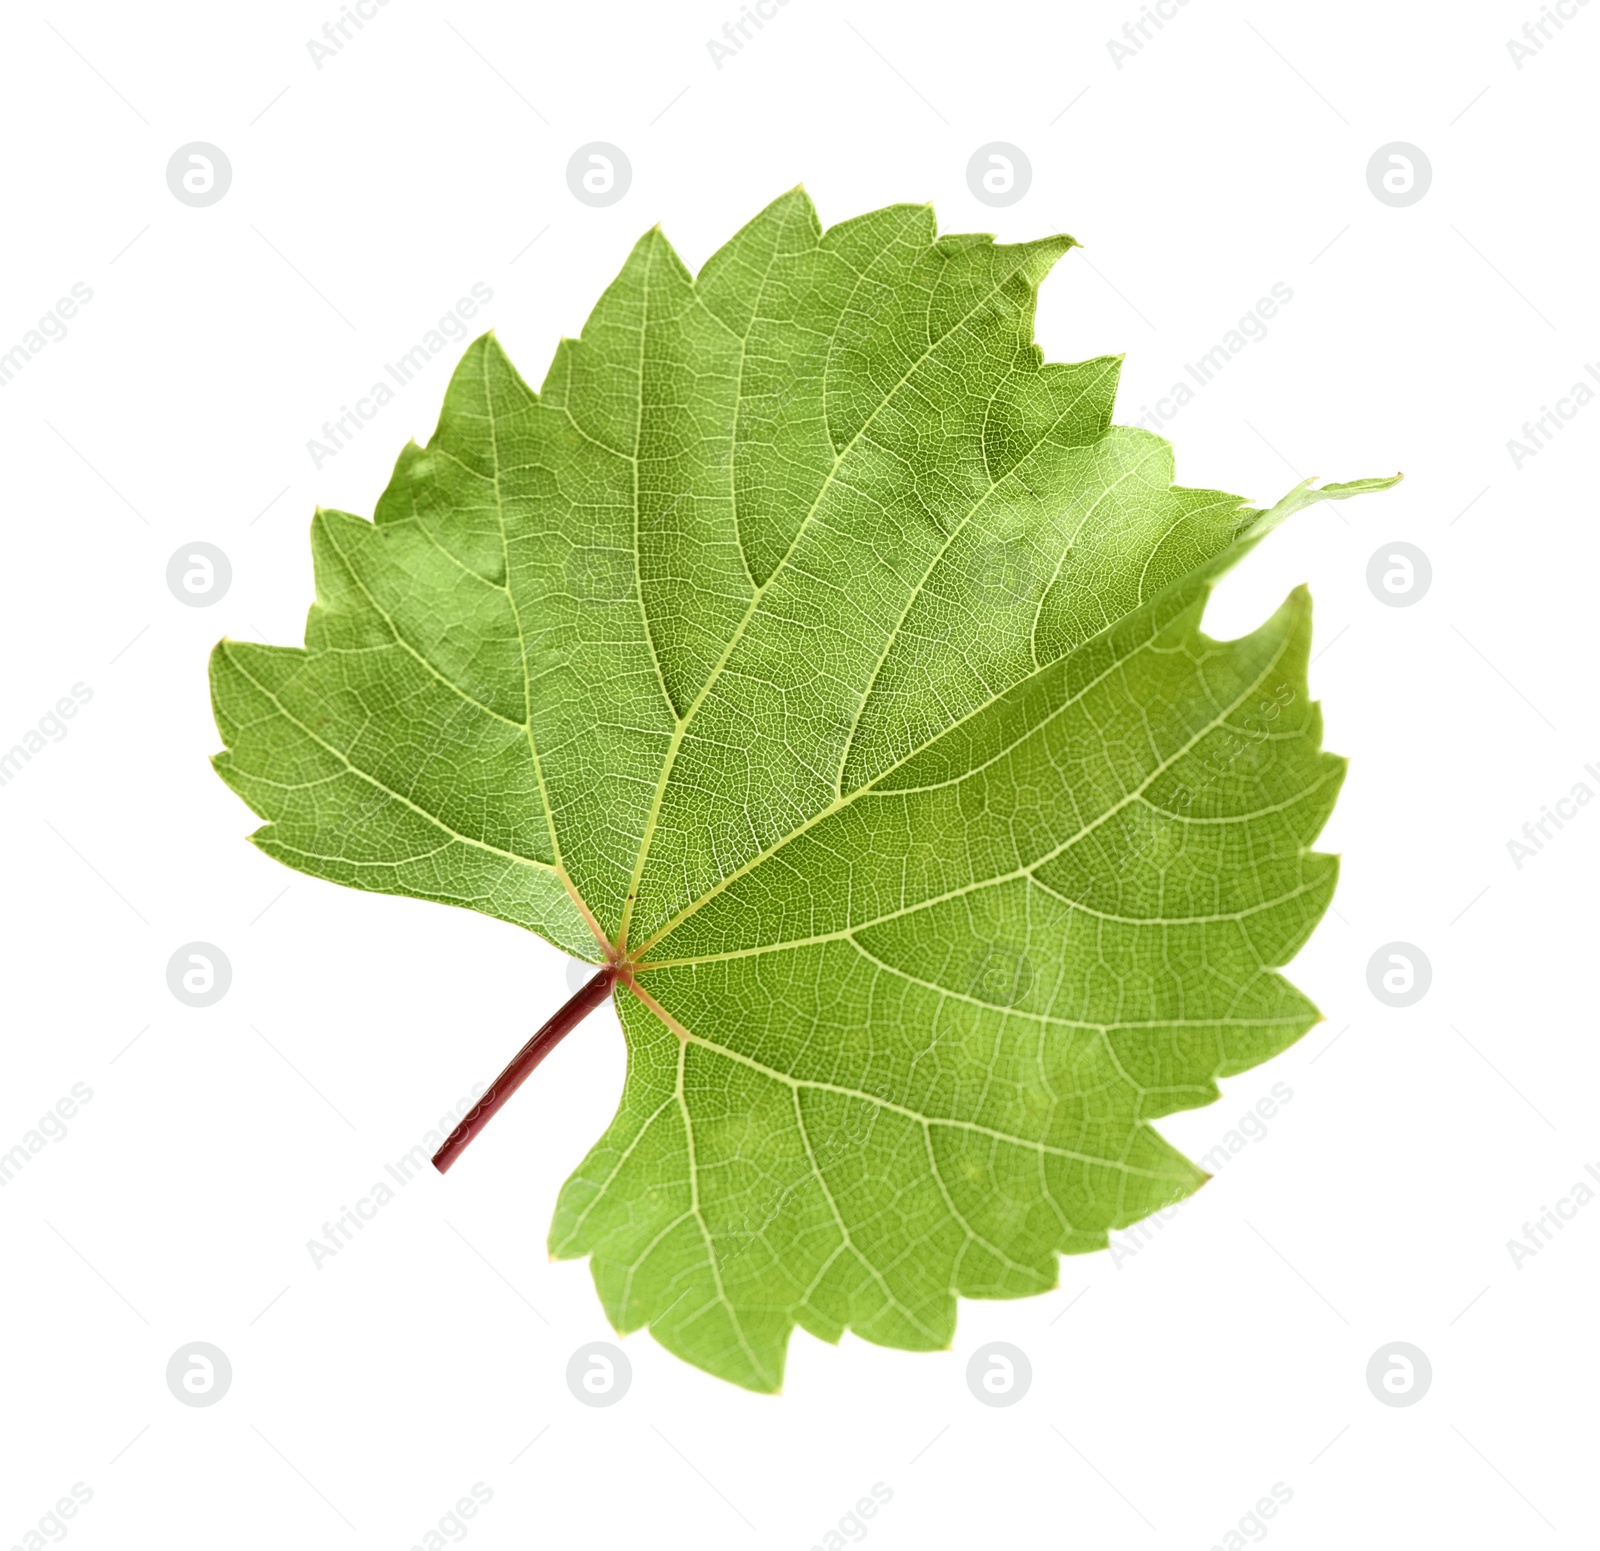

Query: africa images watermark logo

[305,1085,485,1268]
[305,285,494,469]
[1131,284,1294,434]
[0,284,94,390]
[305,0,393,69]
[1505,759,1600,869]
[1506,0,1591,68]
[1105,0,1195,68]
[1506,1160,1600,1268]
[1505,359,1600,469]
[705,0,793,68]
[0,1083,95,1187]
[0,684,94,790]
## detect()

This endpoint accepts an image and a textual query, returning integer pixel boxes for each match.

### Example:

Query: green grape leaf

[210,190,1398,1391]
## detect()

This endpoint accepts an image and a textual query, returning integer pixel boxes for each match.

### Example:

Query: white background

[2,1,1595,1546]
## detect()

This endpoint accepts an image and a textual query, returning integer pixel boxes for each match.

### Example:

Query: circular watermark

[970,539,1033,602]
[1366,143,1431,208]
[567,1341,631,1406]
[167,542,232,607]
[166,1342,232,1406]
[1366,942,1431,1008]
[567,143,631,208]
[166,143,232,207]
[1366,1341,1431,1407]
[167,943,232,1008]
[965,1341,1032,1406]
[1366,542,1431,607]
[966,143,1032,208]
[968,947,1033,1008]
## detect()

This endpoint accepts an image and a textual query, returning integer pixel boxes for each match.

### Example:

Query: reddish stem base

[432,964,619,1173]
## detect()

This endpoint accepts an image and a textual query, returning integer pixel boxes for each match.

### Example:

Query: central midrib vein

[611,234,1062,954]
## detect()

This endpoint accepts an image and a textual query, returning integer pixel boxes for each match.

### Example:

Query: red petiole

[432,963,620,1173]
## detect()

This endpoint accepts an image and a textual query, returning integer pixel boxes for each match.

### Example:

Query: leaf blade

[210,192,1399,1391]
